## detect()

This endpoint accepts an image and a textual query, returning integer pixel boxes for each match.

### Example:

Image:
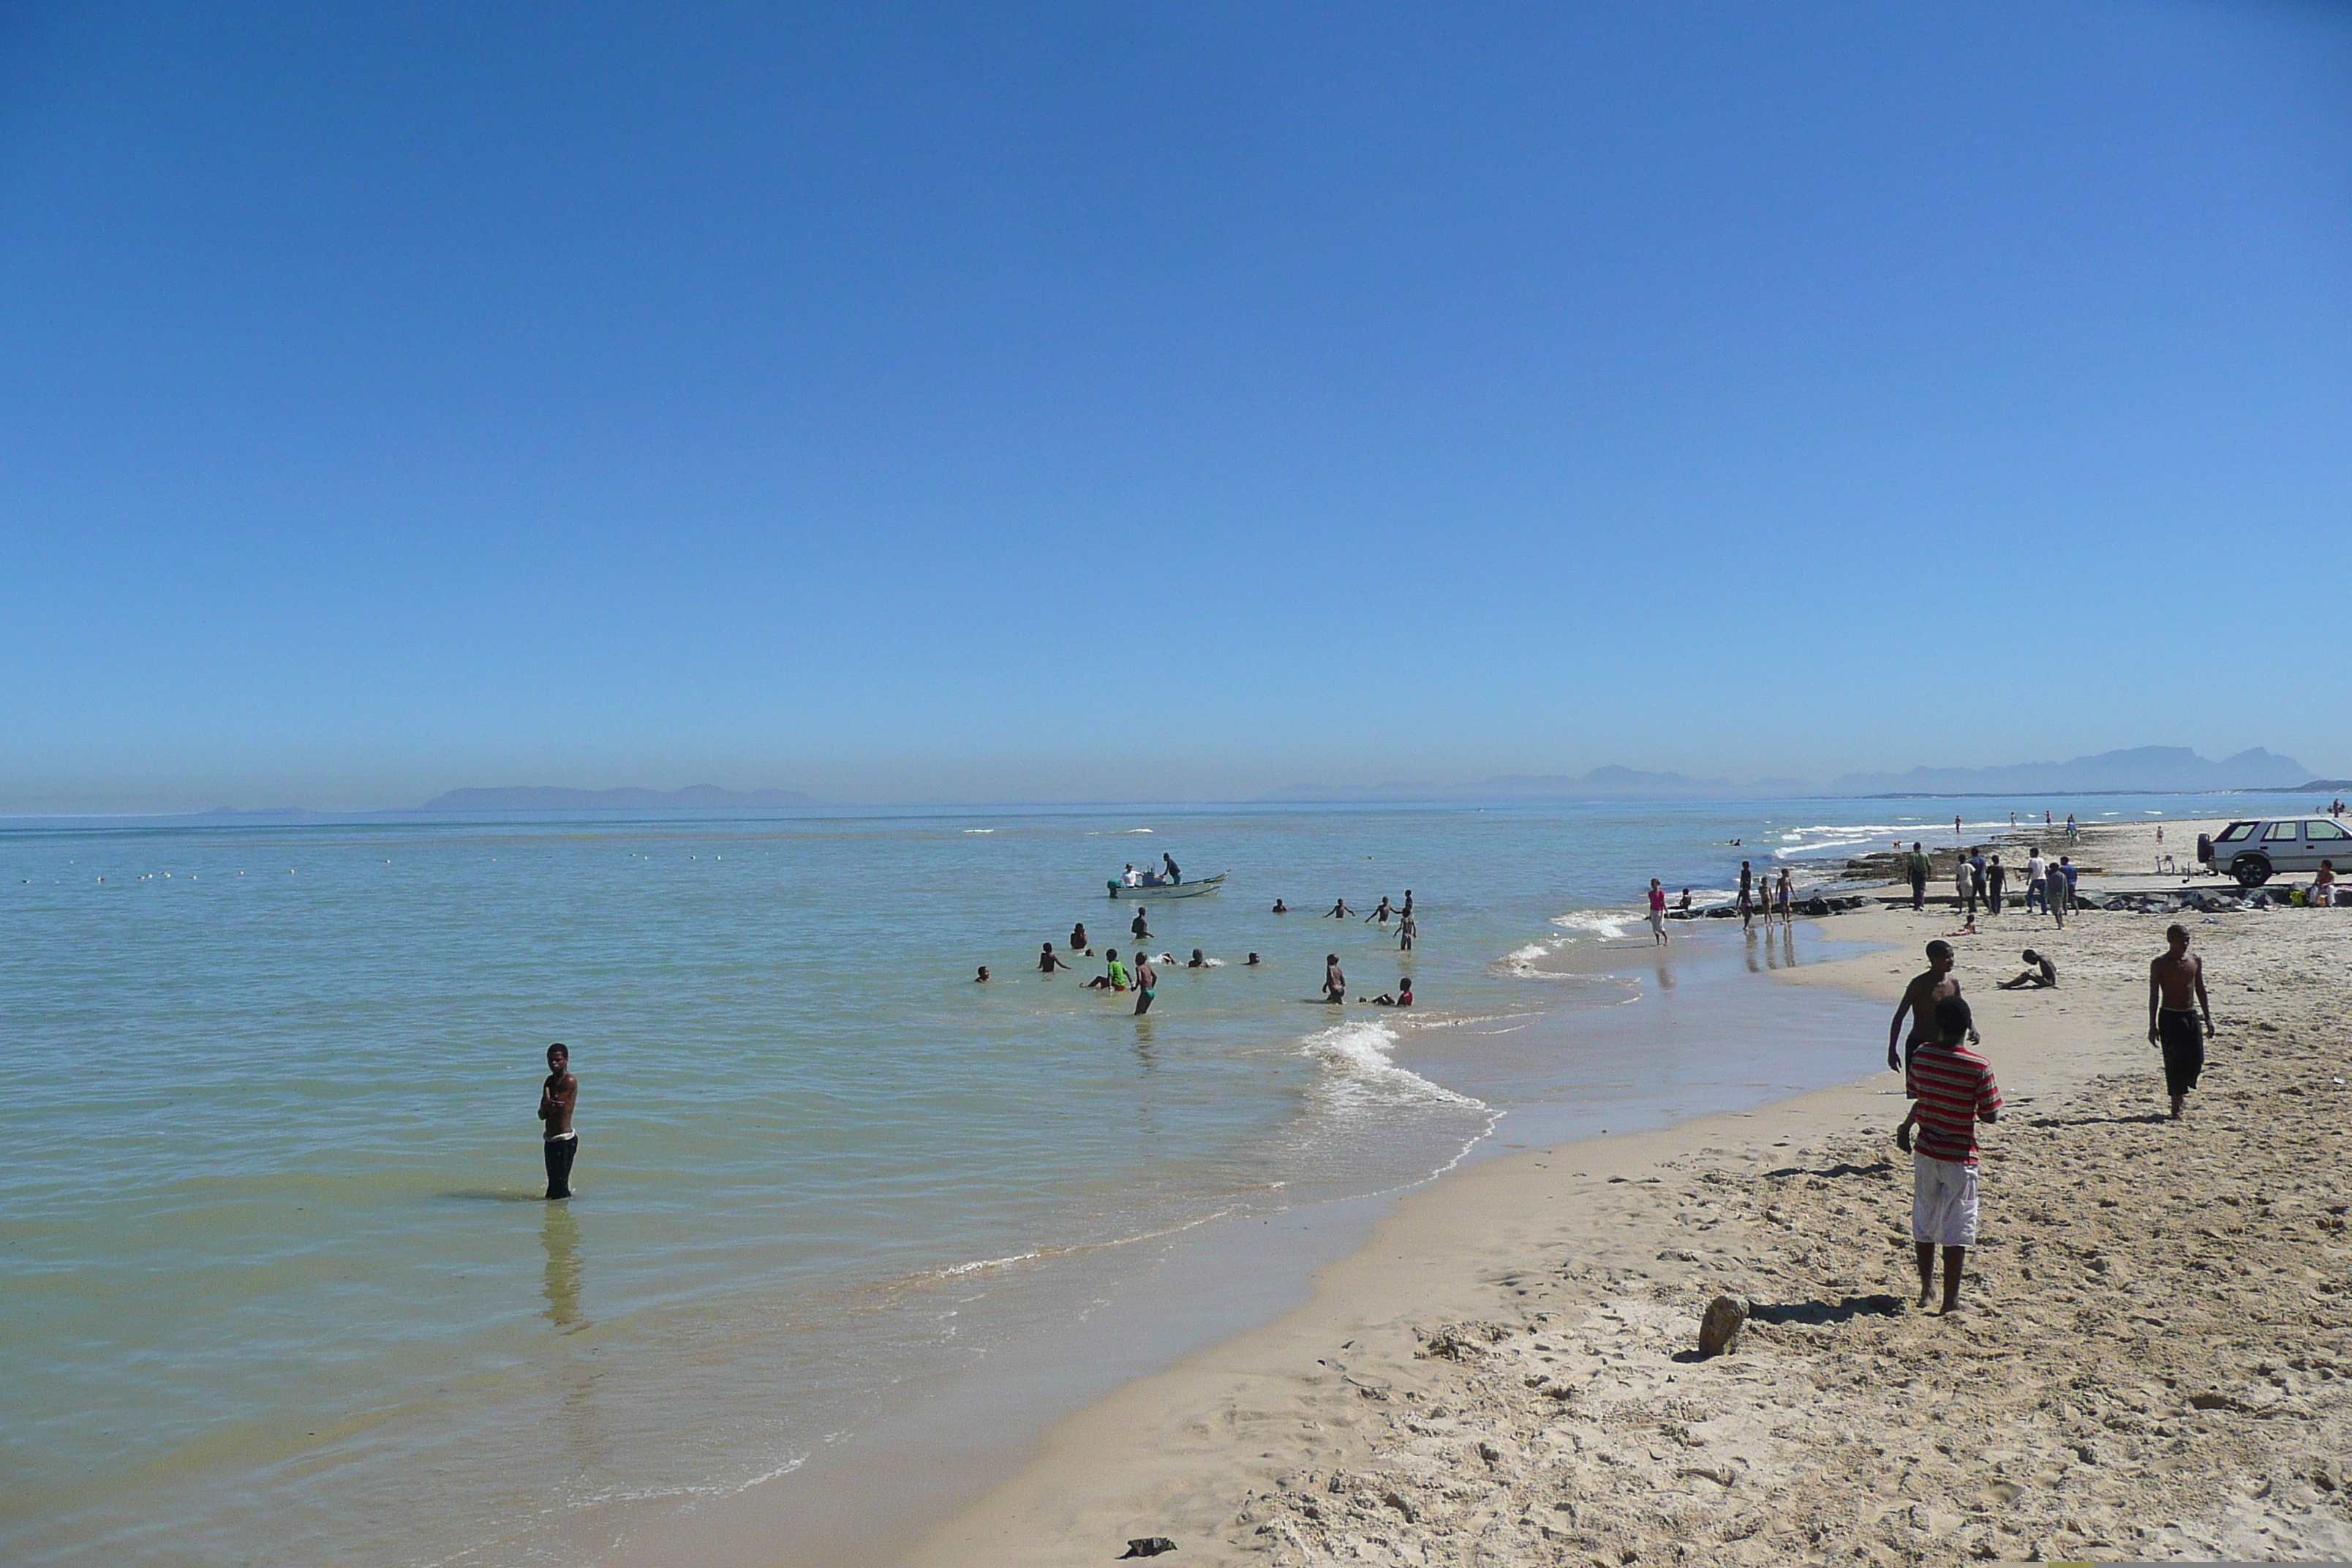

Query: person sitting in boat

[1162,853,1182,885]
[1121,863,1142,887]
[1369,977,1413,1007]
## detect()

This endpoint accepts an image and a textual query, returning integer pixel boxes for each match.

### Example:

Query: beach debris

[1697,1294,1748,1358]
[1117,1537,1176,1558]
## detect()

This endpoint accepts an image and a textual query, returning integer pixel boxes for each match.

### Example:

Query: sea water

[0,794,2260,1565]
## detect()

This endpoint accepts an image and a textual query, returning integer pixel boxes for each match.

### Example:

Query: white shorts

[1649,908,1666,934]
[1912,1153,1980,1247]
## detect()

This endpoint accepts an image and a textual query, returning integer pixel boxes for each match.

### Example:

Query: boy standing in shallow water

[538,1044,578,1201]
[1903,995,2001,1314]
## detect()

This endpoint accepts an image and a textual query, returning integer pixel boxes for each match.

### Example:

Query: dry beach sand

[899,818,2352,1567]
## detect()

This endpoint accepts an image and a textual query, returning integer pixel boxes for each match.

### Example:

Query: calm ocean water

[0,794,2260,1565]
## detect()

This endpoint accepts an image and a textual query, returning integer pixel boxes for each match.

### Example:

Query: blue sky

[4,2,2348,810]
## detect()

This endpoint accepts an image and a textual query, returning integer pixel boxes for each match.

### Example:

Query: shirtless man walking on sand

[1887,940,1969,1071]
[2149,924,2216,1120]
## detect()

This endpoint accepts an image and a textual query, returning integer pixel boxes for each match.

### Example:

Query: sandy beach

[897,818,2352,1566]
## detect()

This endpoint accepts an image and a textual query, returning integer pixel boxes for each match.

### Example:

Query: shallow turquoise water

[0,795,2253,1564]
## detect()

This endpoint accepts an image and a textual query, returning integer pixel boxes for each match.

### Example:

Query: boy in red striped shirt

[1903,995,2002,1314]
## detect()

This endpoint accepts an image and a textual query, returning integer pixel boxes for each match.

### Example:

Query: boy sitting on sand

[1897,995,2002,1315]
[1996,949,2057,990]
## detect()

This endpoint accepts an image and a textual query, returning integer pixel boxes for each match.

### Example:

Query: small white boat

[1107,872,1226,899]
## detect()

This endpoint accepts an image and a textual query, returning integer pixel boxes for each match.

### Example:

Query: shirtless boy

[1887,940,1967,1071]
[538,1044,578,1202]
[2148,924,2216,1120]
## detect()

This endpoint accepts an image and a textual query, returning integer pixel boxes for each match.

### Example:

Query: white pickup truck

[2201,817,2352,886]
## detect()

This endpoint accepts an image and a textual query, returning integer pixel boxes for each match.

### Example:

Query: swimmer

[1271,899,1289,913]
[1132,951,1158,1016]
[1322,953,1346,1003]
[1187,949,1208,969]
[1400,889,1414,917]
[1369,977,1414,1007]
[1130,905,1151,941]
[1069,921,1090,953]
[1397,911,1417,951]
[1365,896,1394,927]
[1039,942,1075,973]
[1326,897,1354,919]
[1085,949,1130,991]
[1245,952,1261,966]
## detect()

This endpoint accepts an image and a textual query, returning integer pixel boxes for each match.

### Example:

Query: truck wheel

[2232,856,2272,889]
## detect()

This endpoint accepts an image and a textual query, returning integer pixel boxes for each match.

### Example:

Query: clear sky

[4,2,2348,810]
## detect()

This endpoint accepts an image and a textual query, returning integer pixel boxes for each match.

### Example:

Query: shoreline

[599,919,1893,1568]
[886,817,2352,1566]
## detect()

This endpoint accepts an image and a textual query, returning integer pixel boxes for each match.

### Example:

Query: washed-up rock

[1698,1294,1747,1357]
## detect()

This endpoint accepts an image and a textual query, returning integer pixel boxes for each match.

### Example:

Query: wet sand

[897,818,2352,1566]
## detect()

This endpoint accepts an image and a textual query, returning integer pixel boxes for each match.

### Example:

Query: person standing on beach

[2149,924,2216,1120]
[2024,848,2048,914]
[1887,940,1964,1071]
[1323,953,1346,1003]
[1904,995,2001,1315]
[1648,878,1669,944]
[1775,867,1794,926]
[1737,861,1754,930]
[1986,853,2005,915]
[1904,842,1931,912]
[1956,853,1978,929]
[538,1044,578,1202]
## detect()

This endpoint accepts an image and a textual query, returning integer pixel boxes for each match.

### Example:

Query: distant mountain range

[1828,747,2311,796]
[1262,747,2320,802]
[414,784,815,812]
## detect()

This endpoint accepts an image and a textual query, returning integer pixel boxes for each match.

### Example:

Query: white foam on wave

[1551,909,1630,941]
[962,828,995,834]
[1300,1018,1486,1115]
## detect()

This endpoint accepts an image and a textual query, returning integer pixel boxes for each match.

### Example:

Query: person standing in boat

[1162,852,1181,885]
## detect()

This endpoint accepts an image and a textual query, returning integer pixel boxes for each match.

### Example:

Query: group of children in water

[971,901,1416,1017]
